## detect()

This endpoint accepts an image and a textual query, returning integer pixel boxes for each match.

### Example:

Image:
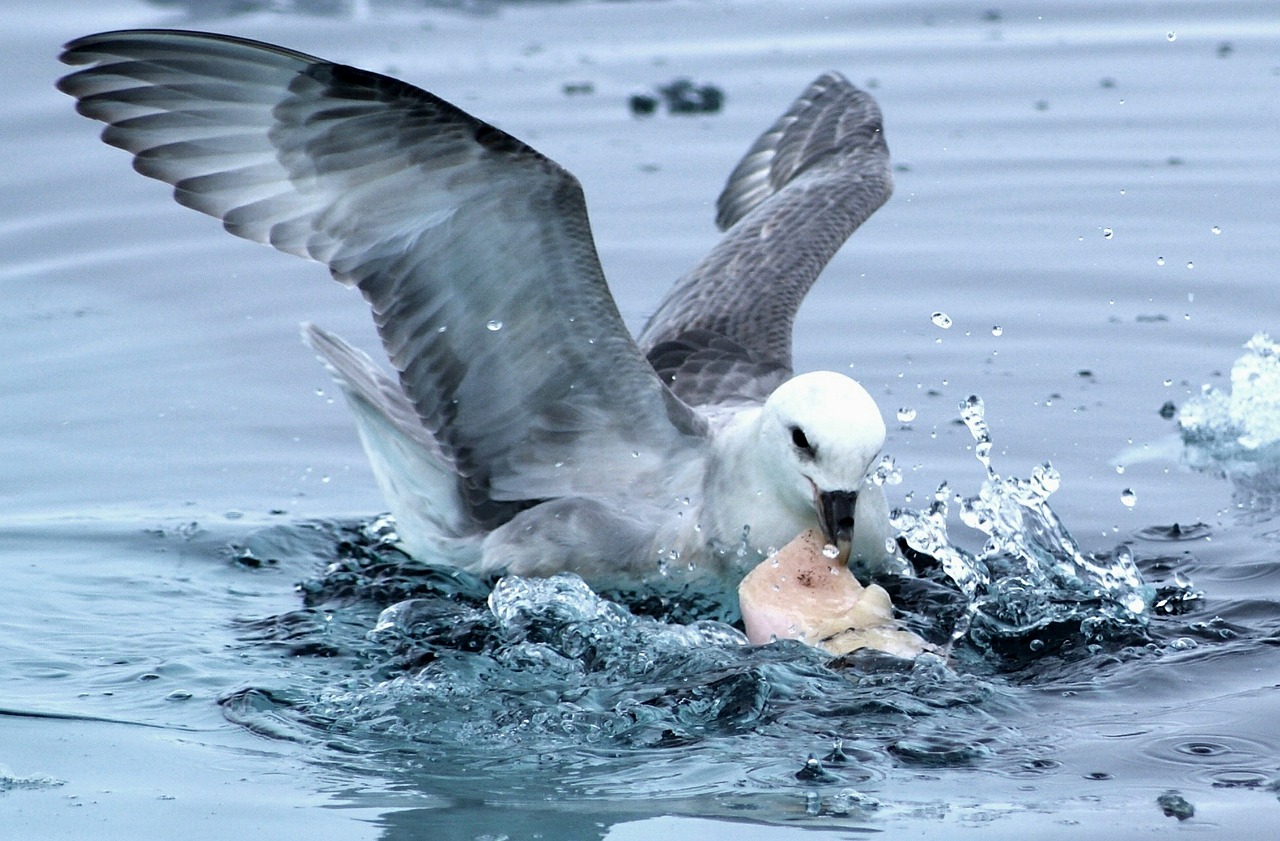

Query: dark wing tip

[59,28,323,65]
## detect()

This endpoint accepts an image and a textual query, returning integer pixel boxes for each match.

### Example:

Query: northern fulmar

[58,30,898,589]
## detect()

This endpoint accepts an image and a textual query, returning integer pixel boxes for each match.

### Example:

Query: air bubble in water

[1211,226,1221,235]
[1103,227,1114,239]
[991,325,1003,337]
[821,544,840,559]
[897,407,917,423]
[1167,31,1176,41]
[931,311,953,329]
[1156,256,1165,266]
[1120,488,1137,507]
[486,320,503,331]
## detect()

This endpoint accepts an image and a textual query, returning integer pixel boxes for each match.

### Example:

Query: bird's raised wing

[638,72,892,407]
[59,30,705,521]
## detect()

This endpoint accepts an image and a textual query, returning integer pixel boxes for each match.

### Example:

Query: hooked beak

[817,489,858,550]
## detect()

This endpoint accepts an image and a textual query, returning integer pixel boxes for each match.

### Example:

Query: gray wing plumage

[59,30,706,526]
[639,72,893,407]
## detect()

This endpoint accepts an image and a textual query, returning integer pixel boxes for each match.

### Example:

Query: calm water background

[2,0,1278,838]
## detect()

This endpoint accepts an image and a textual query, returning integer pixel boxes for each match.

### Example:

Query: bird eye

[789,425,816,457]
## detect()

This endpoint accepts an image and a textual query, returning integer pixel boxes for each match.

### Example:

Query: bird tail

[303,323,483,565]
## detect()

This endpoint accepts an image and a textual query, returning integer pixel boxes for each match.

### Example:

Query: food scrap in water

[738,529,933,658]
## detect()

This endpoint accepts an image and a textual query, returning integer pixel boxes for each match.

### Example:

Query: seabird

[58,30,898,588]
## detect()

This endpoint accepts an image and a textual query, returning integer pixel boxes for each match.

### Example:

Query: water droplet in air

[1103,227,1114,239]
[931,311,953,329]
[991,325,1003,336]
[897,407,917,423]
[486,320,503,331]
[1120,488,1137,507]
[821,544,840,559]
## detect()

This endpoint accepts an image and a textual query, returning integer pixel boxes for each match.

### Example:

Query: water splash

[1179,333,1280,454]
[216,517,1017,806]
[870,454,903,487]
[891,395,1152,663]
[1176,332,1280,512]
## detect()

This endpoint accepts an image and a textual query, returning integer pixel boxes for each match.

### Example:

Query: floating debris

[629,78,724,116]
[627,91,659,116]
[1157,790,1195,820]
[659,78,724,114]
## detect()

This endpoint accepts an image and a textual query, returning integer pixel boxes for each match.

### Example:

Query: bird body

[58,30,900,589]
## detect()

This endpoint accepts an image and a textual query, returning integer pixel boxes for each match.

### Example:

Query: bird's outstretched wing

[59,30,705,524]
[639,72,892,407]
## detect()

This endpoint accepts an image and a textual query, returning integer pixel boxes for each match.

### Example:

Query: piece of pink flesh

[738,528,931,658]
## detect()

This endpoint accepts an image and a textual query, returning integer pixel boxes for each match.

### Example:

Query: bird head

[758,371,887,552]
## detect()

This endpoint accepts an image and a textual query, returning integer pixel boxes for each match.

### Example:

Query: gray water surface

[3,1,1279,838]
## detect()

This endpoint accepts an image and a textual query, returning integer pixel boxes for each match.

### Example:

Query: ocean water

[3,1,1279,838]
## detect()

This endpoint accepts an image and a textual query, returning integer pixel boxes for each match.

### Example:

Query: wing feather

[60,29,706,526]
[639,72,892,404]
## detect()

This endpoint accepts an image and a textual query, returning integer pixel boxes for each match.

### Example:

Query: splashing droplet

[897,407,917,423]
[931,311,953,329]
[1120,488,1137,507]
[871,454,902,486]
[960,395,993,472]
[486,320,503,332]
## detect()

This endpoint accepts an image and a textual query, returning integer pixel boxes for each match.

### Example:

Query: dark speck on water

[1158,790,1196,820]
